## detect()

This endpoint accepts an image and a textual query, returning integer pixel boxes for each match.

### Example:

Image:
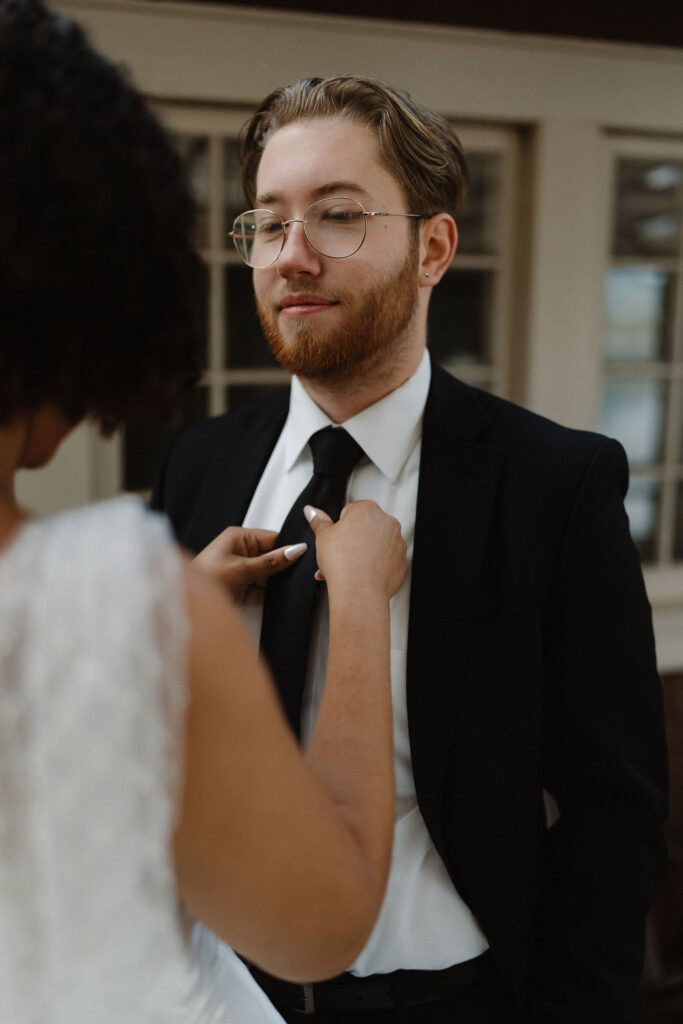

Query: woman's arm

[173,500,405,982]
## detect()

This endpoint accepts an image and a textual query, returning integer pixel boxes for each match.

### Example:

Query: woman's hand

[307,500,406,600]
[192,526,306,604]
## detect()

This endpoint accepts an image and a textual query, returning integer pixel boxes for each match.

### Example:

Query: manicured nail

[284,542,307,561]
[303,505,318,522]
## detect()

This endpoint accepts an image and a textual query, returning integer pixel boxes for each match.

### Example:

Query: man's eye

[320,208,363,225]
[256,220,283,236]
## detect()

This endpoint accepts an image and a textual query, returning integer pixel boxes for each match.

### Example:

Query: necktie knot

[309,426,364,479]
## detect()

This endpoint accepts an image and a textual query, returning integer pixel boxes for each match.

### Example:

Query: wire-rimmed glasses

[229,196,425,269]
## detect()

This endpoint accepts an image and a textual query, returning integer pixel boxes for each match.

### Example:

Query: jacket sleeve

[530,438,668,1024]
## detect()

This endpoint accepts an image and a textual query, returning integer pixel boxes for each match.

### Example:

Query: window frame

[600,134,683,575]
[436,124,521,397]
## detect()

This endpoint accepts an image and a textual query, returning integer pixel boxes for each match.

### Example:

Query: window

[112,109,521,495]
[600,139,683,565]
[429,127,519,397]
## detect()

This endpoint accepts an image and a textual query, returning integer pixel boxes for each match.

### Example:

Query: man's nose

[276,219,321,277]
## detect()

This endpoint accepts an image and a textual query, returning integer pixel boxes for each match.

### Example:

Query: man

[153,75,668,1023]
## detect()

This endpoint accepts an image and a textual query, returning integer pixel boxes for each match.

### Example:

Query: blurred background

[18,2,683,1016]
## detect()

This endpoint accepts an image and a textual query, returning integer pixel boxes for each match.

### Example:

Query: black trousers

[277,970,519,1024]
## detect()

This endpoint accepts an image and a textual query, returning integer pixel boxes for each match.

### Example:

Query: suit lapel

[407,365,504,855]
[184,392,289,551]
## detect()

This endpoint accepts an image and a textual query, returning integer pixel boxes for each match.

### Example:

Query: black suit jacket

[153,362,668,1024]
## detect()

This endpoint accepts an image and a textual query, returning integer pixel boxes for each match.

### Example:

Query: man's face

[252,117,421,385]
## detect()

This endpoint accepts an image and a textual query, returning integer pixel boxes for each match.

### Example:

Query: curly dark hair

[0,0,204,433]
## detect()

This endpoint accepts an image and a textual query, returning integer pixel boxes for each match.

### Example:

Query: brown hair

[239,75,469,219]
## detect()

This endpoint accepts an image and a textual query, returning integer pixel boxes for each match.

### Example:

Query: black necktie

[260,426,365,737]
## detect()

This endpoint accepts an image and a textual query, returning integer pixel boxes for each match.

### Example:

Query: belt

[247,952,494,1014]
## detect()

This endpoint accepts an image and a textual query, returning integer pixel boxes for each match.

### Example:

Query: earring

[424,272,432,278]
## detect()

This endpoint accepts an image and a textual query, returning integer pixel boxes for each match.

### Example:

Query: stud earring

[424,272,432,278]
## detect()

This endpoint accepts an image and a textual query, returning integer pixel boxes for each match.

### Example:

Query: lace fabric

[0,498,283,1023]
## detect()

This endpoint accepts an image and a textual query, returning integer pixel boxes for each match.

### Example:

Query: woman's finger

[303,505,333,533]
[232,542,308,584]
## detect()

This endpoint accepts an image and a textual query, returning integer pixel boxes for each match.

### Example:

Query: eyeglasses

[229,196,425,269]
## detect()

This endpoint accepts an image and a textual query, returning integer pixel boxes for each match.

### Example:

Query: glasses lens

[306,197,366,258]
[231,210,283,268]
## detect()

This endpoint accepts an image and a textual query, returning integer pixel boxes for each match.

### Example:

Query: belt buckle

[302,983,315,1014]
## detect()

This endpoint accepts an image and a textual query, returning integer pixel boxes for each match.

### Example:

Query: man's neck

[297,347,426,424]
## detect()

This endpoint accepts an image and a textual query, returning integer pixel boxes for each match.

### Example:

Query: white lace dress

[0,497,284,1024]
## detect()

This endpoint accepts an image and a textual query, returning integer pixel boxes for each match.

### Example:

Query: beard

[255,241,420,385]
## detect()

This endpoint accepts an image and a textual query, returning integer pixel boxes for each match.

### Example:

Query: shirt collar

[283,350,431,483]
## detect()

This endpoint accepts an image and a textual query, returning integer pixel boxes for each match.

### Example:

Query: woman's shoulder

[2,497,186,642]
[19,496,179,578]
[44,495,173,545]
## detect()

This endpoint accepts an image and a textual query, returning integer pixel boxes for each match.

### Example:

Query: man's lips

[278,294,339,316]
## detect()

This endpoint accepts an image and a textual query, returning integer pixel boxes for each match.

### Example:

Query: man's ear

[419,214,457,287]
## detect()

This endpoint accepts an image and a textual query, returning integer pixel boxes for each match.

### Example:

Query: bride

[0,3,405,1021]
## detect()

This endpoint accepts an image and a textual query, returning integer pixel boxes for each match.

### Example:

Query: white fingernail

[284,542,307,561]
[303,505,317,522]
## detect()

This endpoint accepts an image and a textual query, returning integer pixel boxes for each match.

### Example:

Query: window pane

[224,138,244,237]
[224,264,279,369]
[123,386,209,493]
[612,159,682,258]
[625,478,660,564]
[226,384,288,411]
[175,135,210,249]
[427,269,494,366]
[675,481,683,562]
[457,152,500,255]
[599,378,666,466]
[603,268,674,362]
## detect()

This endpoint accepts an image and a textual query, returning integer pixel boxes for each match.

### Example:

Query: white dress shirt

[242,350,488,974]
